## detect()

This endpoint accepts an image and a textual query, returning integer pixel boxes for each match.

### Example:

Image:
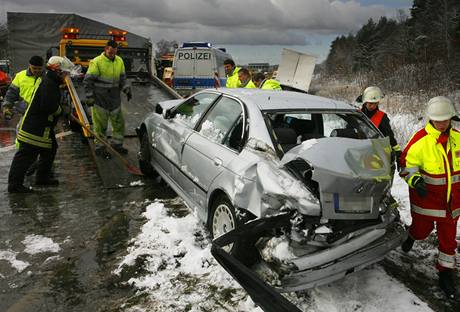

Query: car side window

[174,93,220,128]
[197,97,243,146]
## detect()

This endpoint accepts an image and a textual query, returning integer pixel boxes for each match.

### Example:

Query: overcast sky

[0,0,412,63]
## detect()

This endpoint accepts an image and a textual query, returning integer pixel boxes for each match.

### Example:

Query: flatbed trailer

[66,75,181,188]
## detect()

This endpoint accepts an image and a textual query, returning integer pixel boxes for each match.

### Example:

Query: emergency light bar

[108,29,128,42]
[181,42,212,48]
[61,27,80,39]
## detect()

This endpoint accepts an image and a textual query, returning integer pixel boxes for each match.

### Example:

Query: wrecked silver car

[136,88,405,299]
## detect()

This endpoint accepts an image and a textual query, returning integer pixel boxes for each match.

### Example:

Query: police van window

[174,93,220,128]
[197,97,243,145]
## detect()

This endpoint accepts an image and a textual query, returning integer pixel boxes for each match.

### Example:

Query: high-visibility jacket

[84,52,127,111]
[3,69,42,108]
[225,67,241,88]
[16,70,62,149]
[400,122,460,220]
[242,80,256,89]
[260,79,282,90]
[362,106,400,152]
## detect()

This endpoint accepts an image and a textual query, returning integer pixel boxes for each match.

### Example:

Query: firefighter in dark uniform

[7,56,74,193]
[360,86,401,169]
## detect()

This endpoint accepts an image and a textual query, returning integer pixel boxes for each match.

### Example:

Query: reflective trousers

[409,213,458,271]
[91,105,124,146]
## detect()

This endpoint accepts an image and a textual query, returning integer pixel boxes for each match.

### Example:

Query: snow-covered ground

[111,114,456,311]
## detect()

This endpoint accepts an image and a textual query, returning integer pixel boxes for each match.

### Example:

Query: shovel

[70,114,143,176]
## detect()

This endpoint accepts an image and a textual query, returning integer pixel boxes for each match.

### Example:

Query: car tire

[138,133,157,178]
[210,194,259,266]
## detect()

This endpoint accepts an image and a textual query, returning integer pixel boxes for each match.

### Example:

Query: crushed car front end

[225,132,405,292]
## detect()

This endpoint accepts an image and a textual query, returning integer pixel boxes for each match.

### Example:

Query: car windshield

[265,110,381,153]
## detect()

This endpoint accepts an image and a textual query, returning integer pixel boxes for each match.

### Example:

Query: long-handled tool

[64,75,142,176]
[70,113,143,176]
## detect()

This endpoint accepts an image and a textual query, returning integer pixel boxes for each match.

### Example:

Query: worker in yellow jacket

[2,56,44,119]
[400,96,460,299]
[224,59,241,88]
[84,40,132,159]
[253,72,282,90]
[238,68,256,89]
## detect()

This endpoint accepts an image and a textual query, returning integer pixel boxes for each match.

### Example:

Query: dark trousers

[8,139,57,187]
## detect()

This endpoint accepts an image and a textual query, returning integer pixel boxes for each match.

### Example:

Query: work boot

[439,269,457,299]
[8,185,34,193]
[35,178,59,186]
[401,236,415,253]
[95,146,112,159]
[112,144,128,154]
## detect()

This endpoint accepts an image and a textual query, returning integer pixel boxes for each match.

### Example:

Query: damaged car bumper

[278,221,406,291]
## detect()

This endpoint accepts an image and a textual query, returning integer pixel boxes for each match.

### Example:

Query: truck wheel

[210,195,259,265]
[138,133,157,178]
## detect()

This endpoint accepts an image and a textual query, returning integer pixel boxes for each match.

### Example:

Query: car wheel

[138,133,157,178]
[210,195,259,265]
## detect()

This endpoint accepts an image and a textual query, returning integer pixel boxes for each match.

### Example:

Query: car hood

[281,137,392,180]
[230,137,392,220]
[281,137,393,220]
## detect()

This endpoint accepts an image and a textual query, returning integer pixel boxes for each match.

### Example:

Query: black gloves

[412,176,428,198]
[2,106,13,120]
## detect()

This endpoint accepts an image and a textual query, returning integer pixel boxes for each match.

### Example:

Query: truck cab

[57,27,129,73]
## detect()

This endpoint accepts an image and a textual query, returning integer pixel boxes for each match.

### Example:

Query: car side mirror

[163,108,175,119]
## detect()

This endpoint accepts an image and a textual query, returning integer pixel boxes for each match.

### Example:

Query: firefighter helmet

[426,96,458,121]
[362,86,384,103]
[47,56,75,73]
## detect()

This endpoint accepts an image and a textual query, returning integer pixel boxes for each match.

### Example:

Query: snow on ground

[116,198,433,312]
[22,234,61,255]
[0,235,60,274]
[0,250,29,273]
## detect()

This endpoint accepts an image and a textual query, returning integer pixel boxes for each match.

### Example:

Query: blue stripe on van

[173,77,226,89]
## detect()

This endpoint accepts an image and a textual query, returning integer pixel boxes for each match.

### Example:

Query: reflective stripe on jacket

[261,79,282,90]
[225,67,241,88]
[400,122,460,220]
[16,70,62,149]
[84,53,127,111]
[3,69,42,107]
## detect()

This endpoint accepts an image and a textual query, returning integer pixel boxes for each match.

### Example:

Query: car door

[152,92,220,181]
[180,96,245,213]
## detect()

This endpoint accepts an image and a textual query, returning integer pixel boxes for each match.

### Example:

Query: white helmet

[362,86,384,103]
[47,56,75,72]
[426,96,458,121]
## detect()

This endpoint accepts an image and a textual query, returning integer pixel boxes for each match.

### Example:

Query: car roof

[212,88,355,111]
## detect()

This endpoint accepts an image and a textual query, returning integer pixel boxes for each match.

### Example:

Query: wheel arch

[207,188,230,227]
[206,187,256,228]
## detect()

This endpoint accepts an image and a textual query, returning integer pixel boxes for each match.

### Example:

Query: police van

[173,42,232,94]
